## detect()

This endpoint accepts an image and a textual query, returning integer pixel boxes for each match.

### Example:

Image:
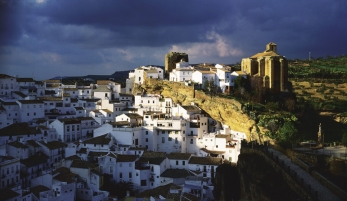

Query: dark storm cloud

[0,0,24,46]
[23,0,234,48]
[1,0,347,80]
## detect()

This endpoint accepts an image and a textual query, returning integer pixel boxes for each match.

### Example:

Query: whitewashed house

[0,123,43,145]
[167,152,191,170]
[138,152,168,188]
[191,70,216,87]
[0,156,21,189]
[188,156,222,178]
[37,140,67,168]
[0,100,20,128]
[16,100,45,123]
[169,60,194,82]
[115,154,137,184]
[230,71,247,87]
[80,134,114,152]
[0,74,18,97]
[6,141,29,159]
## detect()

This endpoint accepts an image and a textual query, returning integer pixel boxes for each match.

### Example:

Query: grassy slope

[289,55,347,143]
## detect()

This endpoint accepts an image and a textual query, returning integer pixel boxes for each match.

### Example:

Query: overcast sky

[1,0,346,80]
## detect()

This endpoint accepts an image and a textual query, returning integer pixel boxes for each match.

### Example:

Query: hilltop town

[2,42,341,201]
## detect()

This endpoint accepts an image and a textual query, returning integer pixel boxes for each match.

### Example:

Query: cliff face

[137,79,271,142]
[237,152,305,201]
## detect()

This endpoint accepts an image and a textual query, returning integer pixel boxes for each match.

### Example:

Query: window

[162,130,165,134]
[168,137,172,141]
[146,131,148,135]
[141,180,147,186]
[176,161,178,165]
[129,172,132,178]
[120,163,122,167]
[119,172,122,178]
[190,139,193,144]
[175,138,178,144]
[129,163,132,167]
[162,137,165,143]
[183,137,185,142]
[110,166,113,173]
[182,161,185,165]
[146,138,148,142]
[27,113,29,116]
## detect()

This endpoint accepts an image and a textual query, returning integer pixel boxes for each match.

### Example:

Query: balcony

[189,122,200,128]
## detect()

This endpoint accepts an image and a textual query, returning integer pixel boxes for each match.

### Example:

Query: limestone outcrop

[135,79,272,142]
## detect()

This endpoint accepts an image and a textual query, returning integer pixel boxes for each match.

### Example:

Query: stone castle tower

[165,52,189,78]
[241,42,288,93]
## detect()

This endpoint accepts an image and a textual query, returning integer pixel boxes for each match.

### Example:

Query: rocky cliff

[136,79,271,142]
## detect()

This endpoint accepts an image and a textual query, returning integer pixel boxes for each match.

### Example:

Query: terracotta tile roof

[26,140,40,148]
[58,118,81,124]
[83,134,111,144]
[121,108,138,111]
[65,155,81,160]
[77,148,87,154]
[52,167,70,175]
[181,105,201,113]
[234,71,247,75]
[21,153,48,167]
[215,134,228,138]
[188,156,222,165]
[88,151,109,157]
[45,79,61,83]
[94,85,111,92]
[13,91,26,98]
[200,148,225,155]
[167,152,191,160]
[101,109,112,113]
[117,154,137,162]
[0,155,15,162]
[250,50,281,58]
[124,113,143,119]
[197,70,215,74]
[77,117,95,121]
[109,121,131,127]
[8,141,29,149]
[96,80,120,85]
[39,141,67,150]
[17,78,35,82]
[0,188,20,200]
[182,192,200,201]
[0,100,18,105]
[139,151,166,165]
[39,96,62,101]
[160,168,193,178]
[17,100,44,104]
[53,169,78,184]
[70,160,98,169]
[0,122,41,136]
[30,185,51,198]
[119,93,134,97]
[0,74,15,79]
[141,151,166,158]
[136,183,181,200]
[90,170,103,177]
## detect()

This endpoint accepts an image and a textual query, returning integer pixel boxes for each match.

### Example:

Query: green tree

[278,121,299,143]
